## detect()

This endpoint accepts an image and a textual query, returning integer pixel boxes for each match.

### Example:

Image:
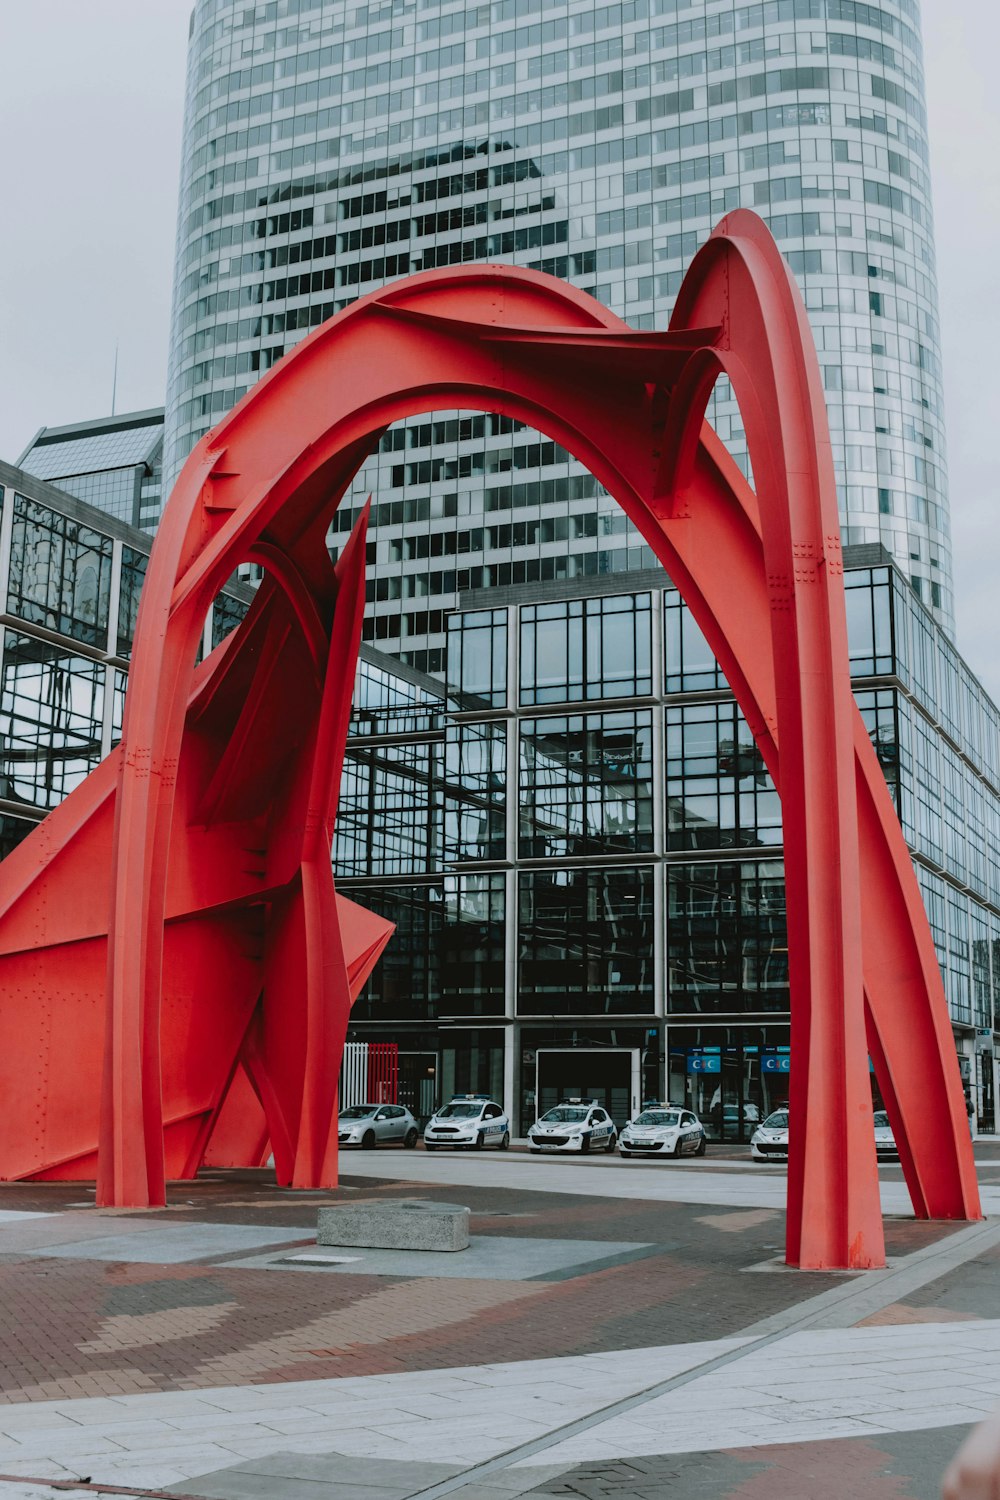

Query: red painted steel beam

[0,213,979,1265]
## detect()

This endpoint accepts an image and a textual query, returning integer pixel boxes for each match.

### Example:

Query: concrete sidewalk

[0,1158,996,1499]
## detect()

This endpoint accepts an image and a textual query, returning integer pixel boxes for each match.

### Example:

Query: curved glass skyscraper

[166,0,953,660]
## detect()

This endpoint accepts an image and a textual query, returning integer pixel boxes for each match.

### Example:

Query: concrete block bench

[317,1200,470,1252]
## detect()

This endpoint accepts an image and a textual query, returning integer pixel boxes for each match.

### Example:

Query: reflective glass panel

[666,702,780,850]
[335,740,442,877]
[519,709,653,856]
[350,883,444,1021]
[444,720,506,861]
[667,861,788,1015]
[7,495,112,647]
[521,593,652,704]
[116,546,148,658]
[441,871,506,1014]
[518,865,654,1014]
[447,609,507,708]
[0,630,105,809]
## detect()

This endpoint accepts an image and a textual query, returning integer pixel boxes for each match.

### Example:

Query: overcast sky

[0,2,997,692]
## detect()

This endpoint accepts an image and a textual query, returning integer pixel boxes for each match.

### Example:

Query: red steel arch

[0,212,980,1268]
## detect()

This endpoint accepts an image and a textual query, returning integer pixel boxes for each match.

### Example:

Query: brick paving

[0,1162,990,1499]
[0,1170,956,1405]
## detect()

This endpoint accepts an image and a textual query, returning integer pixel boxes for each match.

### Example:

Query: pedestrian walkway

[0,1157,996,1499]
[339,1146,1000,1216]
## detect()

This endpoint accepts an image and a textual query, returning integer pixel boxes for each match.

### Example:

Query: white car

[751,1107,900,1162]
[619,1105,707,1158]
[424,1095,510,1151]
[528,1100,617,1154]
[750,1107,789,1161]
[873,1109,899,1160]
[338,1103,419,1149]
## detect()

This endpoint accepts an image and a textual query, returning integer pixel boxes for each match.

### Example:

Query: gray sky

[0,2,997,693]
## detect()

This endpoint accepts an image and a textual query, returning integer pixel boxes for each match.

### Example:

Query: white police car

[751,1107,899,1163]
[528,1100,617,1154]
[619,1104,707,1158]
[423,1095,510,1151]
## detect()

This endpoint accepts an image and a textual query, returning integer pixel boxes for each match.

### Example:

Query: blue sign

[687,1053,721,1074]
[762,1054,791,1074]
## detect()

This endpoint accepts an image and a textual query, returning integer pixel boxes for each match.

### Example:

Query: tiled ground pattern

[0,1170,959,1404]
[516,1425,963,1499]
[0,1172,962,1405]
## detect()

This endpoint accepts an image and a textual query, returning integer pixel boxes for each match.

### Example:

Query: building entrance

[666,1027,791,1143]
[535,1048,640,1129]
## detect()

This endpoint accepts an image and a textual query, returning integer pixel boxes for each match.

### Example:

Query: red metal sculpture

[0,212,980,1267]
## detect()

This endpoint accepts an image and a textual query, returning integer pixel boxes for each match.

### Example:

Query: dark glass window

[116,546,148,658]
[520,593,652,705]
[444,720,506,862]
[0,812,37,860]
[447,609,507,709]
[666,1023,791,1144]
[845,568,894,677]
[898,698,945,869]
[664,590,729,694]
[211,585,251,649]
[895,577,938,718]
[0,631,105,809]
[853,688,901,814]
[440,1027,505,1107]
[441,872,506,1015]
[666,702,780,850]
[519,710,653,857]
[350,883,443,1022]
[7,494,112,647]
[667,861,788,1015]
[110,668,127,748]
[334,739,442,877]
[350,657,443,737]
[518,866,654,1015]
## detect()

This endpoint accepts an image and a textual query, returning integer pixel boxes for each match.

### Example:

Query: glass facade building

[336,548,1000,1137]
[0,448,994,1138]
[19,410,165,534]
[166,0,954,671]
[0,459,251,860]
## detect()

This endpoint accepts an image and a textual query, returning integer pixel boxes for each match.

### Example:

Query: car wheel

[695,1136,707,1156]
[474,1132,485,1150]
[669,1138,681,1158]
[605,1132,617,1154]
[580,1134,591,1154]
[498,1131,510,1151]
[362,1130,376,1150]
[404,1128,418,1149]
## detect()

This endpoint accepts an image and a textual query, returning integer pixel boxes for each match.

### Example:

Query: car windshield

[635,1110,680,1127]
[873,1111,890,1129]
[762,1110,789,1129]
[437,1102,482,1119]
[540,1106,588,1123]
[339,1106,377,1120]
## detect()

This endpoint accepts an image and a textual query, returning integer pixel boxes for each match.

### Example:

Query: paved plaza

[1,1149,1000,1498]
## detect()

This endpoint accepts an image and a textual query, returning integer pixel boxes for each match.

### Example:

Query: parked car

[751,1107,900,1162]
[528,1100,617,1154]
[873,1110,899,1160]
[619,1105,707,1158]
[750,1107,789,1161]
[424,1095,510,1151]
[338,1103,419,1149]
